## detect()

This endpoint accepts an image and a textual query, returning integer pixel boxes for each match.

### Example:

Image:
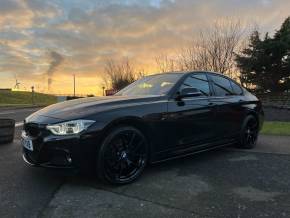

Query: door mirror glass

[179,88,202,99]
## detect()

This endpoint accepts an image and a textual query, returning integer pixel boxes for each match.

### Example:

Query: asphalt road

[0,108,290,218]
[0,107,68,218]
[0,107,41,123]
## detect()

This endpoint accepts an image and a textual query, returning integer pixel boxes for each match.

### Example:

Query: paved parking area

[41,149,290,218]
[1,134,290,218]
[0,108,290,218]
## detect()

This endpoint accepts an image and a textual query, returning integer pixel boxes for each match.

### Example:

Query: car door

[208,73,244,138]
[165,73,217,153]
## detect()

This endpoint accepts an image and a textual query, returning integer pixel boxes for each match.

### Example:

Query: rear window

[211,74,233,96]
[230,81,243,95]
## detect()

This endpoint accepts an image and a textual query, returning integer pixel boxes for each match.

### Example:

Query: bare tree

[103,58,141,91]
[154,20,244,78]
[155,54,178,73]
[174,19,244,78]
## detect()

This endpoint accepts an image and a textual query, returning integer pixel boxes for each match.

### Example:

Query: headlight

[46,120,95,135]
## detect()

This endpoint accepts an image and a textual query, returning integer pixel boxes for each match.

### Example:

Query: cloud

[0,0,24,14]
[0,0,290,94]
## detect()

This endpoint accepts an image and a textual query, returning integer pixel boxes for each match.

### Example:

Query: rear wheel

[97,126,149,184]
[238,115,259,149]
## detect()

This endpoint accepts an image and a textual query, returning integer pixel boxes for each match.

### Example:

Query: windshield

[115,73,183,96]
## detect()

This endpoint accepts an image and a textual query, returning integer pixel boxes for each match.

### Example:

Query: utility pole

[73,74,76,97]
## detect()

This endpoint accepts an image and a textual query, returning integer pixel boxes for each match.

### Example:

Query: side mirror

[176,88,202,100]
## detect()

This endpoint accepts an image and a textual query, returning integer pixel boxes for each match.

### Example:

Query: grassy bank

[261,121,290,136]
[0,90,57,107]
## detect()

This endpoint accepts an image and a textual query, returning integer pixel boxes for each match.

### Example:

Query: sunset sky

[0,0,289,96]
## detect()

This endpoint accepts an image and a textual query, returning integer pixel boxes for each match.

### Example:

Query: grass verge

[0,90,57,107]
[261,121,290,136]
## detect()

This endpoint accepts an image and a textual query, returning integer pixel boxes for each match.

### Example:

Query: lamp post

[102,86,105,96]
[73,74,76,97]
[31,86,35,105]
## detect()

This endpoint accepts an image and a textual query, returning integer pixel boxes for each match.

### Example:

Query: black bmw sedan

[22,71,264,184]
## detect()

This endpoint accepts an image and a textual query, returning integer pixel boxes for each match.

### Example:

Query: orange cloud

[1,0,290,95]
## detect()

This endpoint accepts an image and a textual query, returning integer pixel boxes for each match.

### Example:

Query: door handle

[208,102,215,106]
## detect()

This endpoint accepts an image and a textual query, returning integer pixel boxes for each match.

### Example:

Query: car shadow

[59,146,232,189]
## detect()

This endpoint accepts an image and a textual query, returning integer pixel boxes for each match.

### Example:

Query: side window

[230,81,243,95]
[211,75,233,96]
[179,73,210,96]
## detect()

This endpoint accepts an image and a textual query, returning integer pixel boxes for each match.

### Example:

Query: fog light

[66,155,72,163]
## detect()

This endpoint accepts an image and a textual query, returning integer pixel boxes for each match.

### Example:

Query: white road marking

[15,122,24,127]
[0,111,15,115]
[0,108,38,115]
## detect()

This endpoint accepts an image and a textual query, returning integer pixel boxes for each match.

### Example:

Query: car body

[22,71,264,184]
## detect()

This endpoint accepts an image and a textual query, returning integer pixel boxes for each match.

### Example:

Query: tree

[179,20,243,77]
[236,17,290,92]
[155,54,177,73]
[155,19,244,78]
[103,58,141,90]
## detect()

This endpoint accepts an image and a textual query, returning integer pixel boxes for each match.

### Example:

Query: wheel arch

[99,116,154,160]
[244,110,260,129]
[237,111,259,149]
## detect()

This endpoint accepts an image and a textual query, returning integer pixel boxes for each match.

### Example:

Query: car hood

[26,95,165,123]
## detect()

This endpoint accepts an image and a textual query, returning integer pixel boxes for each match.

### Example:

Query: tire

[97,126,149,184]
[237,115,259,149]
[0,119,15,144]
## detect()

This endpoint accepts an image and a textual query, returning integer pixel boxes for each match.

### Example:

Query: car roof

[151,70,224,76]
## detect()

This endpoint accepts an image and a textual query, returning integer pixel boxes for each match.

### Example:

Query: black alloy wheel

[239,115,259,149]
[97,126,149,184]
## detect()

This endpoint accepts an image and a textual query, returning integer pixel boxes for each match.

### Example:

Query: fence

[256,93,290,109]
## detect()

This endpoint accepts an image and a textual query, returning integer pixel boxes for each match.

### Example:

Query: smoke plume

[47,51,64,91]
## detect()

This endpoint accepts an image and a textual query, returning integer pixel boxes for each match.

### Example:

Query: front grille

[24,123,41,137]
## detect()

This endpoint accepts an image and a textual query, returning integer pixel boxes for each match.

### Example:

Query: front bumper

[22,146,74,169]
[22,123,100,170]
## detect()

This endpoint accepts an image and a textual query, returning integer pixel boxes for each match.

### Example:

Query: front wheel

[97,126,149,184]
[238,115,259,149]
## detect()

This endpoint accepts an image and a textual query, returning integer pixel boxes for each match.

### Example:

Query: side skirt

[150,139,236,164]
